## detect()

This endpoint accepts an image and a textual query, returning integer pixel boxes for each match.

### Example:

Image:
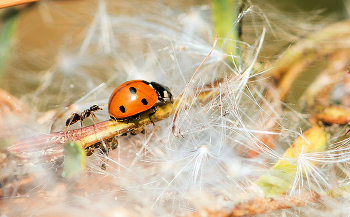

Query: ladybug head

[150,81,173,103]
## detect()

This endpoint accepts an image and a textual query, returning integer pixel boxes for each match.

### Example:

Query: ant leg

[88,106,106,155]
[80,118,84,134]
[64,126,69,134]
[148,106,157,126]
[89,106,103,127]
[90,113,102,142]
[91,113,101,123]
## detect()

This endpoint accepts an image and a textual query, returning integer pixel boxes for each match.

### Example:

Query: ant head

[90,105,103,112]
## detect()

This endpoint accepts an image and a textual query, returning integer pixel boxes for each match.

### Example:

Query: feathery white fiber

[2,0,350,216]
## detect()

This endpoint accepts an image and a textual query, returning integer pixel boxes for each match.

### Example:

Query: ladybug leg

[134,114,140,120]
[126,114,139,125]
[148,106,157,126]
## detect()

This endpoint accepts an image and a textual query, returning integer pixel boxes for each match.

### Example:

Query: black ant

[65,105,102,130]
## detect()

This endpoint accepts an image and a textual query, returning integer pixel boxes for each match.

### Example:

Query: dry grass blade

[0,0,39,9]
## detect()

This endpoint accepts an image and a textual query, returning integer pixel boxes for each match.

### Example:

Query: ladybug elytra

[108,80,173,124]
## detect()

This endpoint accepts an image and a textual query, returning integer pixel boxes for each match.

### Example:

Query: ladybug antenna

[172,36,218,135]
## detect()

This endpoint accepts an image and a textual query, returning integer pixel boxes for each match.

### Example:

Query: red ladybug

[108,80,173,124]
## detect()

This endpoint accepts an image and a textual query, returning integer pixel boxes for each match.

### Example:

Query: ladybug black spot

[129,87,137,94]
[119,105,126,113]
[141,98,148,105]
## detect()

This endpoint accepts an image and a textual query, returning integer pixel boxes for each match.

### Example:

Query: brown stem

[190,191,321,217]
[9,102,174,162]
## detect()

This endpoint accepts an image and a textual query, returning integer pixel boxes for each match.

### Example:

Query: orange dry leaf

[315,106,350,124]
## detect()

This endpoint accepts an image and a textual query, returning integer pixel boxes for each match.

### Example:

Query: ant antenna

[172,36,218,135]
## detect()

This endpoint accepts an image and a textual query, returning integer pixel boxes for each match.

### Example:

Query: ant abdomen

[65,113,81,127]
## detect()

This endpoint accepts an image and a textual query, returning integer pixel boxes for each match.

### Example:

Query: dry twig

[190,191,321,217]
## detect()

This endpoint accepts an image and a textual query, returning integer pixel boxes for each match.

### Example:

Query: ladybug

[108,80,173,124]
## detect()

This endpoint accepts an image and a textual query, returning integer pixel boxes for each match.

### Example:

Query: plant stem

[264,20,350,101]
[9,82,221,163]
[211,0,242,57]
[189,191,321,217]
